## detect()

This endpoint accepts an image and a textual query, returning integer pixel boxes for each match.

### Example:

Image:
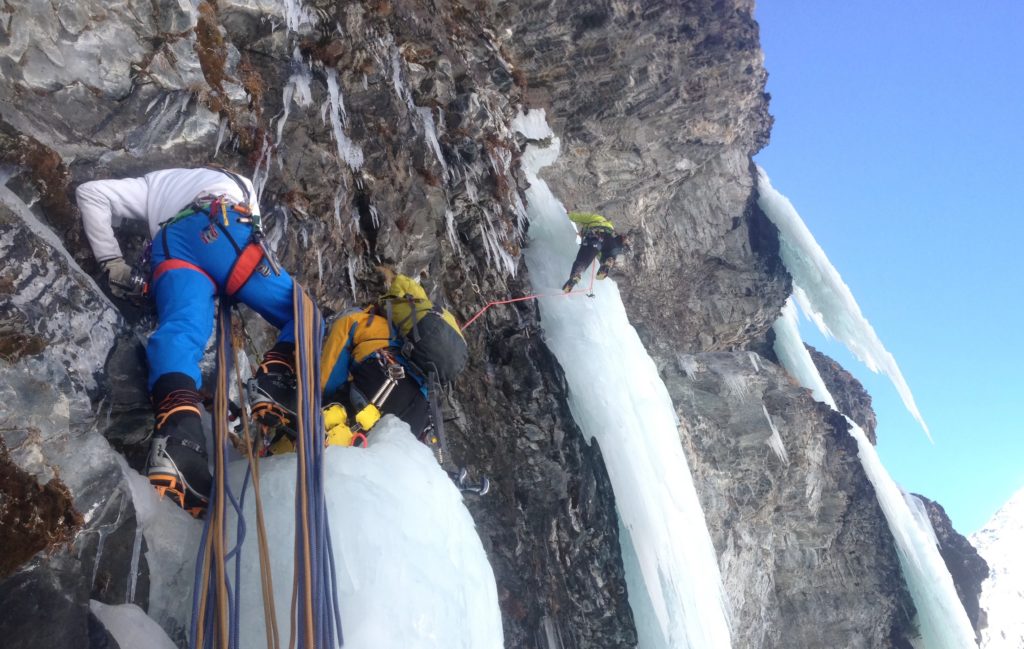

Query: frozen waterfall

[767,181,976,649]
[757,166,931,440]
[514,109,733,649]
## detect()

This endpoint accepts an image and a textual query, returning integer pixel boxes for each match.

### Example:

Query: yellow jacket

[567,211,614,233]
[320,308,391,397]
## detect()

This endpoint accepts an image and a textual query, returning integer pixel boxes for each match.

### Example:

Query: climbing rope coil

[192,285,343,649]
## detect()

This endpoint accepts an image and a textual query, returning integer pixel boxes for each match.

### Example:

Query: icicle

[772,293,978,648]
[346,257,358,301]
[324,68,364,170]
[315,247,323,285]
[250,136,274,203]
[391,48,411,108]
[127,524,144,602]
[417,106,447,175]
[214,117,228,158]
[277,50,311,142]
[478,213,516,277]
[444,208,463,257]
[282,0,316,33]
[762,405,789,464]
[333,188,343,232]
[757,166,930,440]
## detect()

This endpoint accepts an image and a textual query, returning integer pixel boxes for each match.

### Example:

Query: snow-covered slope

[972,487,1024,649]
[229,418,503,649]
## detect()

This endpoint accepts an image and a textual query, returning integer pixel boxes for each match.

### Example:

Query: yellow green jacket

[567,211,614,232]
[379,274,462,340]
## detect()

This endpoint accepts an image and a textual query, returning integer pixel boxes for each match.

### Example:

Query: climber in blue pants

[77,167,297,516]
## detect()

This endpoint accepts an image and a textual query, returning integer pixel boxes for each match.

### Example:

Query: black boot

[147,373,211,517]
[562,274,582,293]
[250,342,298,431]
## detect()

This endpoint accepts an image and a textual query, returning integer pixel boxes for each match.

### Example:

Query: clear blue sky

[753,1,1024,534]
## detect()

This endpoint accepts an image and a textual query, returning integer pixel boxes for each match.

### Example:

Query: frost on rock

[676,354,699,381]
[516,109,732,649]
[229,419,503,649]
[757,166,930,439]
[762,405,788,465]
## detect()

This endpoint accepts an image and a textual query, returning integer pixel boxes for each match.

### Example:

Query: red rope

[461,261,600,330]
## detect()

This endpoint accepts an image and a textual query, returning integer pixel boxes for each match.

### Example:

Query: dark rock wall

[0,0,985,648]
[915,495,989,635]
[808,344,878,443]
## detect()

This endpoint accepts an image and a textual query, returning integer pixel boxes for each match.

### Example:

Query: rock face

[807,345,878,443]
[669,352,913,648]
[0,0,981,648]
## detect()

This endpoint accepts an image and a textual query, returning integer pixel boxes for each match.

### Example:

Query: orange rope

[231,328,280,649]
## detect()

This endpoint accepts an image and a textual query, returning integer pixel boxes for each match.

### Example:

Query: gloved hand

[102,257,133,299]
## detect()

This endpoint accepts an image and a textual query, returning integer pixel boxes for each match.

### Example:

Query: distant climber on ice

[561,210,630,293]
[76,167,298,517]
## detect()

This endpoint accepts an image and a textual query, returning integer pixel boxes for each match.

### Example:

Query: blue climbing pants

[147,209,295,390]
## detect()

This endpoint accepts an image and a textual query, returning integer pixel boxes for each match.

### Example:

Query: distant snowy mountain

[971,487,1024,649]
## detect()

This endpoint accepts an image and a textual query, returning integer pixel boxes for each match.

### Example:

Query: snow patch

[230,420,503,649]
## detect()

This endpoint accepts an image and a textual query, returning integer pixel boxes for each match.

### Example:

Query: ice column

[515,109,732,649]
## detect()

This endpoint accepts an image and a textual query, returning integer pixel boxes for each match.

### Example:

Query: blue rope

[291,287,343,648]
[190,507,213,646]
